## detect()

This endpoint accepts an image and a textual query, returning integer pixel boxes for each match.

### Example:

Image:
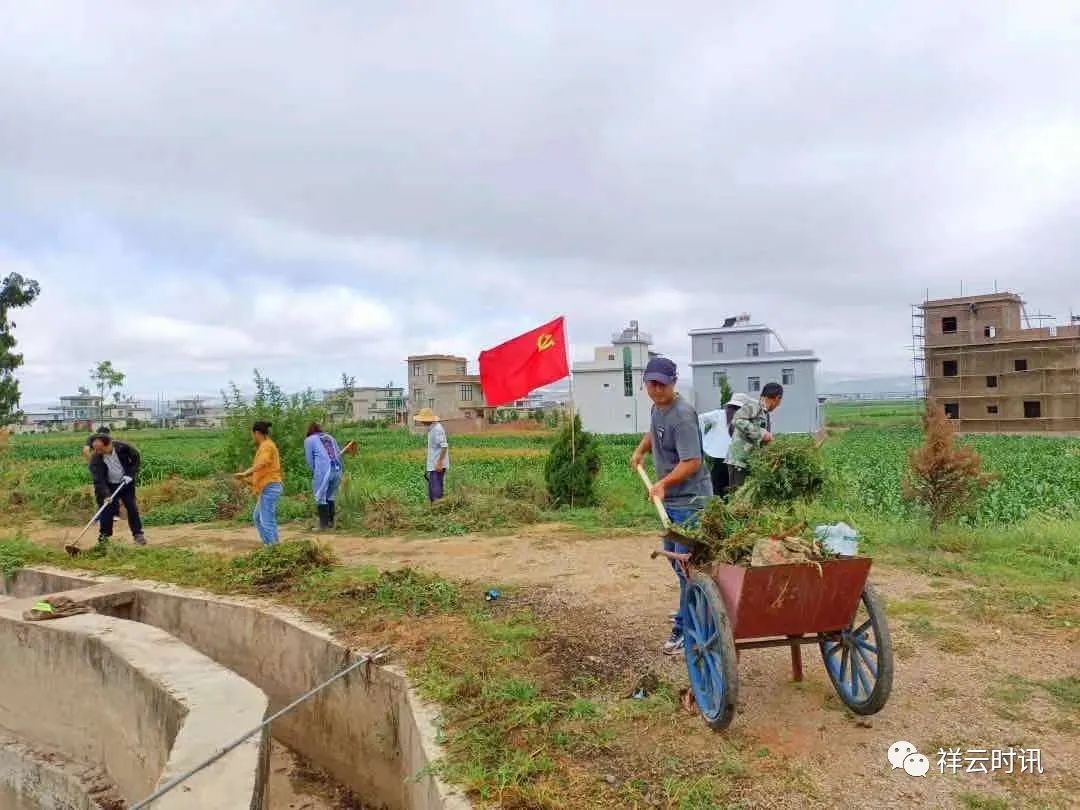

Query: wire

[130,646,390,809]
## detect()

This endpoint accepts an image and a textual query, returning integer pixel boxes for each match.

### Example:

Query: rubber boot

[327,500,336,529]
[313,504,330,531]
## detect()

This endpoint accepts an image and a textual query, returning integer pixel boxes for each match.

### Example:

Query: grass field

[3,406,1078,611]
[5,408,1078,529]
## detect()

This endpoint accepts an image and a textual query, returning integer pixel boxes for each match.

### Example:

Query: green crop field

[4,416,1080,533]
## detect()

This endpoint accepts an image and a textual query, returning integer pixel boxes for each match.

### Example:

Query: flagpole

[566,325,575,509]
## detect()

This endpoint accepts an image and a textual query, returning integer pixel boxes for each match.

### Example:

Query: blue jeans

[254,482,282,546]
[315,466,342,505]
[665,505,701,636]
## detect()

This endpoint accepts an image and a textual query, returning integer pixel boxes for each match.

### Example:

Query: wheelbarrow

[638,466,893,731]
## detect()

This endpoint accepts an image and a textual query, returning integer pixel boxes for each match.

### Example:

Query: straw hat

[413,407,440,424]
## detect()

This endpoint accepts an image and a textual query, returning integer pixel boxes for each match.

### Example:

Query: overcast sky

[3,2,1078,405]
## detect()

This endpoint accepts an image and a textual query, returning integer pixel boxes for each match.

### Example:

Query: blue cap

[643,356,677,385]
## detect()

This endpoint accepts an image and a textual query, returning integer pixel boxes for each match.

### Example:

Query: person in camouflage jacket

[726,382,784,490]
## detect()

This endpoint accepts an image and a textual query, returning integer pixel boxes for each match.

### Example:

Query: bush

[501,476,550,508]
[220,370,327,495]
[543,414,601,506]
[740,436,827,505]
[903,400,994,530]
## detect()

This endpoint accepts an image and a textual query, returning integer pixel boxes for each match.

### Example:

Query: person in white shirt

[413,407,449,501]
[699,393,754,496]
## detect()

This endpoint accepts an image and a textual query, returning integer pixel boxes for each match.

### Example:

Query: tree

[221,369,327,491]
[90,361,125,419]
[903,400,994,530]
[334,373,357,422]
[0,273,41,425]
[544,413,601,507]
[718,375,733,407]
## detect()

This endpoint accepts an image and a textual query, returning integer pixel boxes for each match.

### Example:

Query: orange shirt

[251,438,283,494]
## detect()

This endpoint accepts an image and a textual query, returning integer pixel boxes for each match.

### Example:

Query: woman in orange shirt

[234,420,283,546]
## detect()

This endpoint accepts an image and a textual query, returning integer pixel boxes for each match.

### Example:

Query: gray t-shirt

[426,423,449,472]
[103,450,125,484]
[650,396,713,507]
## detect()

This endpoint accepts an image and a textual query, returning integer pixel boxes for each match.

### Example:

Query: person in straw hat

[414,407,449,502]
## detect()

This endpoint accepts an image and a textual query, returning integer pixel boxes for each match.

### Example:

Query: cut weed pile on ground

[335,479,551,536]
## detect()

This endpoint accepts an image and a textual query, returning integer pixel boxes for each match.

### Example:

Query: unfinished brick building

[917,293,1080,433]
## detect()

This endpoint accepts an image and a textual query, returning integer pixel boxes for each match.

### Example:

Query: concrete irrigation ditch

[0,567,470,810]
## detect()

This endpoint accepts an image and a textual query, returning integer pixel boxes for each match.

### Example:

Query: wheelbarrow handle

[635,464,671,529]
[651,547,692,563]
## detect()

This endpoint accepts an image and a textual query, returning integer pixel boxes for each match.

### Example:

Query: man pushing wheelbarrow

[629,357,713,656]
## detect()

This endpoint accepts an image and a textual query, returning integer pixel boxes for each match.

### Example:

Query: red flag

[479,317,569,407]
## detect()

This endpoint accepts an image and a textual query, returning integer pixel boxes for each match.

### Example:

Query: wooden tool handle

[636,464,671,528]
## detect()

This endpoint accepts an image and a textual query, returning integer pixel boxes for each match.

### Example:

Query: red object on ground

[479,316,569,407]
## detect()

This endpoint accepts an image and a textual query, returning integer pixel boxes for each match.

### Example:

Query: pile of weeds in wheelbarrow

[670,437,830,565]
[671,500,813,565]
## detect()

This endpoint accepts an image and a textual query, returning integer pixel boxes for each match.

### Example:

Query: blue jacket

[304,432,343,501]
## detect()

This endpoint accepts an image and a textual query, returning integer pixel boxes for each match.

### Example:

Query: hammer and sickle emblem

[537,333,555,352]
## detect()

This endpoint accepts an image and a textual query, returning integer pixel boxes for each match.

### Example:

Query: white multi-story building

[572,321,660,435]
[689,314,822,434]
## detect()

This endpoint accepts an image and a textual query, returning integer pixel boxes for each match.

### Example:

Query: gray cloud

[2,2,1078,400]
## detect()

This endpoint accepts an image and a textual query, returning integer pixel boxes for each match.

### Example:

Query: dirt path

[22,520,1080,808]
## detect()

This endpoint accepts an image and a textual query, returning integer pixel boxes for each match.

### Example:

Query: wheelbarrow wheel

[683,571,739,731]
[819,582,893,715]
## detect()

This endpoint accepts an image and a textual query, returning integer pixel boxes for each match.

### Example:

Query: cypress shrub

[544,414,601,506]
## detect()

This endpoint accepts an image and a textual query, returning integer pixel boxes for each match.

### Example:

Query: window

[748,376,761,393]
[1024,401,1041,419]
[987,405,999,415]
[1015,359,1028,372]
[782,368,795,385]
[459,384,474,401]
[746,342,760,357]
[712,338,724,354]
[986,375,998,388]
[412,364,421,377]
[943,360,958,377]
[942,316,958,334]
[622,346,633,397]
[984,325,997,338]
[944,402,959,419]
[428,373,435,384]
[427,398,435,410]
[712,370,728,387]
[413,390,424,404]
[603,382,610,388]
[607,354,615,361]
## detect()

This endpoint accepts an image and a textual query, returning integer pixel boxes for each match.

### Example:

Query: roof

[408,354,467,362]
[688,324,771,335]
[920,292,1023,309]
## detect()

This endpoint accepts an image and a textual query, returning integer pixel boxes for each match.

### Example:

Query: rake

[64,477,131,557]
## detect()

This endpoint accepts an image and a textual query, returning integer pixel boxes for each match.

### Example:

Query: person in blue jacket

[304,422,345,531]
